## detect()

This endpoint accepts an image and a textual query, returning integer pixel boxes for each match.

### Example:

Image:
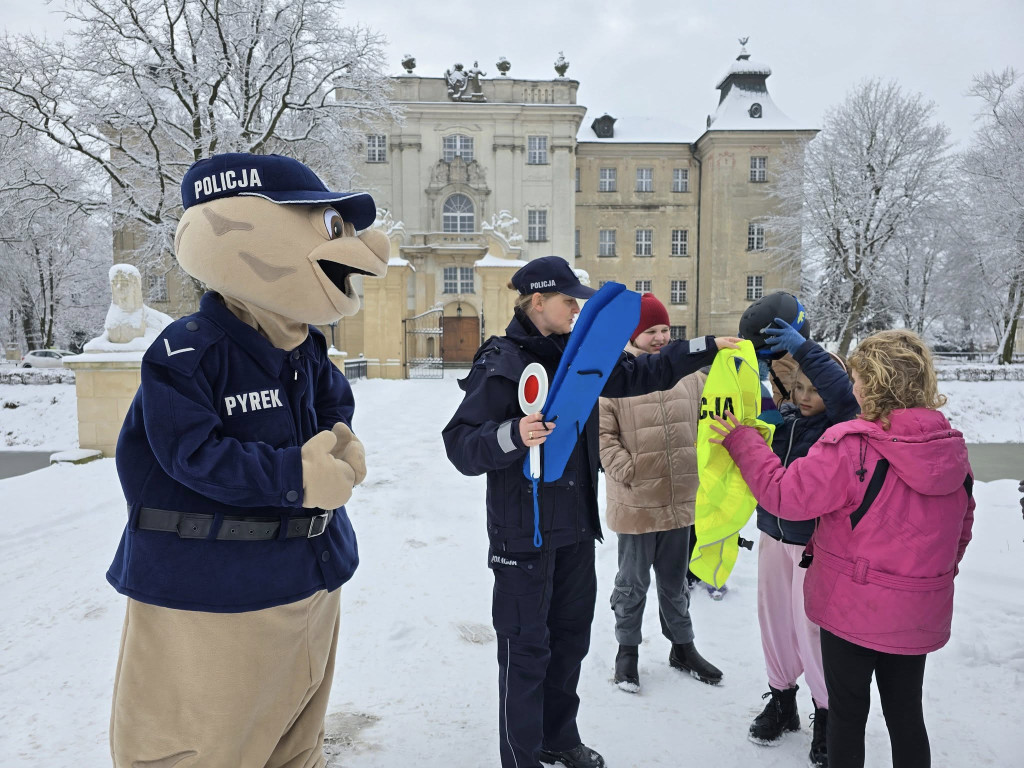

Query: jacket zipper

[658,391,678,513]
[778,418,800,541]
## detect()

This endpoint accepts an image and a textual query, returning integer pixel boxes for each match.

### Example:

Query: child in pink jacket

[709,330,974,768]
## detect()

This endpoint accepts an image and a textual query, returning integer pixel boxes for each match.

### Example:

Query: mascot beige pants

[110,589,341,768]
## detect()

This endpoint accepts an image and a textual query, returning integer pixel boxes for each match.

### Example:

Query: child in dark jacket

[746,318,860,768]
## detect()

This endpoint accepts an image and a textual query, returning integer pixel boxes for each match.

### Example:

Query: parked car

[20,349,75,368]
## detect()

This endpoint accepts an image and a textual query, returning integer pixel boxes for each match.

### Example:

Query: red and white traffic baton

[517,362,548,480]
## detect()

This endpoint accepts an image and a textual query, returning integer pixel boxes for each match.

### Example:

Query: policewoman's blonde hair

[848,329,946,429]
[508,280,558,313]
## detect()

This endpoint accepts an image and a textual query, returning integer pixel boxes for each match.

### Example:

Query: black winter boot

[809,703,829,767]
[613,644,640,693]
[668,641,723,685]
[748,684,801,745]
[538,743,606,768]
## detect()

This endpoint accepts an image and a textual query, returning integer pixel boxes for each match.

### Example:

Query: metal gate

[403,306,444,379]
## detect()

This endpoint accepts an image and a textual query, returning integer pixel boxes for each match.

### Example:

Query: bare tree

[881,199,960,337]
[0,129,110,351]
[0,0,396,309]
[960,68,1024,364]
[768,79,953,355]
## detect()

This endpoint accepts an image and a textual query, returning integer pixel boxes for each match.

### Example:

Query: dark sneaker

[538,743,606,768]
[748,685,801,745]
[706,582,728,600]
[668,642,723,685]
[613,644,639,693]
[809,704,828,766]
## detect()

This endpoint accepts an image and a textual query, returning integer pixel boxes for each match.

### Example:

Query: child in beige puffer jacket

[599,293,722,693]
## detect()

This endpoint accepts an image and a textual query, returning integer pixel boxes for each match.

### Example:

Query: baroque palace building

[141,43,819,376]
[342,43,817,374]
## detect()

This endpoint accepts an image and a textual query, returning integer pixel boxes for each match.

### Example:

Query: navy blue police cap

[181,152,377,231]
[511,256,596,300]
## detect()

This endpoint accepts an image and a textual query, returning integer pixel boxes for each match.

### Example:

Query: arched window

[442,194,475,233]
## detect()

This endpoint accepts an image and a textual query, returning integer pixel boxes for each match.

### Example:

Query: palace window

[442,194,475,233]
[442,134,474,163]
[527,209,548,241]
[671,229,689,256]
[527,135,548,165]
[670,279,687,305]
[147,274,168,302]
[635,229,653,257]
[599,229,616,257]
[636,167,653,192]
[366,134,387,163]
[670,325,687,340]
[635,279,653,293]
[750,156,767,182]
[747,275,764,301]
[672,168,689,193]
[747,222,766,251]
[599,167,617,192]
[443,266,475,294]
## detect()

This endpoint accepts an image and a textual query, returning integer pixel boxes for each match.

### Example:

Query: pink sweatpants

[757,532,828,707]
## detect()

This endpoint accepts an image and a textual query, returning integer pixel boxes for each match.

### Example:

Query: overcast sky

[5,0,1022,145]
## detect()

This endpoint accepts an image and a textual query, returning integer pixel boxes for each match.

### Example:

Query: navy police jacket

[756,339,860,545]
[107,292,359,612]
[442,309,718,553]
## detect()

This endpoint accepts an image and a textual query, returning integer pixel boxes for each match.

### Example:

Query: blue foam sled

[524,282,640,482]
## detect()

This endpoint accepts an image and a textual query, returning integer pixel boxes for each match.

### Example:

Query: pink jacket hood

[831,409,970,498]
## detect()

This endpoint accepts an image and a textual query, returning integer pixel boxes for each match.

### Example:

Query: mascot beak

[310,228,391,305]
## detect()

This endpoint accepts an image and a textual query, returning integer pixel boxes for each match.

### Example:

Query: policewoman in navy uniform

[442,257,739,768]
[106,153,389,767]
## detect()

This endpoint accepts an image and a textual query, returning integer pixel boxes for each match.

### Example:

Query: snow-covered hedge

[0,368,75,385]
[935,364,1024,381]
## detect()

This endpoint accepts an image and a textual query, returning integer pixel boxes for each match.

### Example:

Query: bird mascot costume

[106,153,389,768]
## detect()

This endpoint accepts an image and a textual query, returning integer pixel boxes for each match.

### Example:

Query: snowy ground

[0,377,1022,767]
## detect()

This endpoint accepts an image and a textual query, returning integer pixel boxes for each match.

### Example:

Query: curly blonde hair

[848,329,946,429]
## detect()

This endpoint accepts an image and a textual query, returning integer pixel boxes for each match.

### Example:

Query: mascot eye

[323,209,345,239]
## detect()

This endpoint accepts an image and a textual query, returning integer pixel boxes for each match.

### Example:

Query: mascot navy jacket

[108,292,359,612]
[442,309,718,553]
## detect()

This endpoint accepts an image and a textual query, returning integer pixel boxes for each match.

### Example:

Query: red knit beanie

[631,293,670,342]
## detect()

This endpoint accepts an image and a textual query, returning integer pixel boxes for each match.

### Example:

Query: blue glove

[762,317,806,356]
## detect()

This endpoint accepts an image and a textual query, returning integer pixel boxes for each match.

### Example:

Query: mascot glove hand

[300,430,355,510]
[762,317,806,356]
[330,422,367,486]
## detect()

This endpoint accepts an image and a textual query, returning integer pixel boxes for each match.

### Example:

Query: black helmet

[739,291,810,359]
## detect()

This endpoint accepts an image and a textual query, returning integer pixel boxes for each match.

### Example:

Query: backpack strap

[849,459,890,530]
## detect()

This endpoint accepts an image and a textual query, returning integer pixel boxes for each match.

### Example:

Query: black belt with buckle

[136,506,333,541]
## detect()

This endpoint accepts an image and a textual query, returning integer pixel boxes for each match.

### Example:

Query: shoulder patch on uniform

[144,315,222,374]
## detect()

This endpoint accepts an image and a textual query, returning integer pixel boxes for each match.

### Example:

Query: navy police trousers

[491,541,597,768]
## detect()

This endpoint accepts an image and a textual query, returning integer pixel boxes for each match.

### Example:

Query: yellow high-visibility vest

[690,341,774,588]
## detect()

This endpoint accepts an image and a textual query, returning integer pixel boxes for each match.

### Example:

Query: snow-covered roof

[577,114,697,144]
[715,56,773,89]
[705,45,814,133]
[706,86,801,132]
[475,253,527,268]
